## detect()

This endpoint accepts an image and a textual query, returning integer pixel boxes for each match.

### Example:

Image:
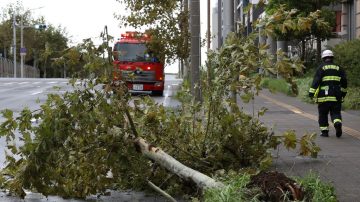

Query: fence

[0,57,40,78]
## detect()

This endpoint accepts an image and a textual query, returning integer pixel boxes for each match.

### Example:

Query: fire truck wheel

[152,90,163,96]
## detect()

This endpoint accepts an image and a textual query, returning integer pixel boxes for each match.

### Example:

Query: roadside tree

[0,3,69,78]
[266,0,337,63]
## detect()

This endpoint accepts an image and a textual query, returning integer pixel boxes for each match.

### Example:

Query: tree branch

[147,180,177,202]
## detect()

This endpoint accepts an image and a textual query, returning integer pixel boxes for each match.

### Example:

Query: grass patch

[202,172,260,202]
[296,172,337,202]
[263,74,360,110]
[296,76,360,110]
[199,171,337,202]
[342,88,360,110]
[296,77,315,103]
[260,77,296,96]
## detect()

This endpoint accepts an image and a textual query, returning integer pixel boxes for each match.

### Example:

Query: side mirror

[112,51,118,61]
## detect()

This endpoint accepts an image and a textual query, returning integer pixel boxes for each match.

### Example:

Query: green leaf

[299,133,321,157]
[283,130,297,150]
[257,107,268,117]
[260,154,273,170]
[240,92,253,103]
[2,109,13,119]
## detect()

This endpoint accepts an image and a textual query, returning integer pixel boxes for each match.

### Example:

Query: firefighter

[308,50,347,137]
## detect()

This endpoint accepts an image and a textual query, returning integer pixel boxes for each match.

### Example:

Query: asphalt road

[0,74,182,201]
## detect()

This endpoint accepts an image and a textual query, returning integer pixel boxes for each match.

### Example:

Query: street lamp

[20,6,45,78]
[12,13,16,78]
[12,6,44,78]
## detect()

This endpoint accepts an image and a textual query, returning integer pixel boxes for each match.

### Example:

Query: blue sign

[20,47,27,53]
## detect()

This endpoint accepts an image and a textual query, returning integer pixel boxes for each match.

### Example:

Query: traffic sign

[20,47,27,56]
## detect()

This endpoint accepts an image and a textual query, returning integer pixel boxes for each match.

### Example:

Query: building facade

[341,0,360,39]
[212,6,219,49]
[212,0,360,50]
[211,0,235,49]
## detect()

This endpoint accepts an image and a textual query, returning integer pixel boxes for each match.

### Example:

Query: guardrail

[0,57,40,78]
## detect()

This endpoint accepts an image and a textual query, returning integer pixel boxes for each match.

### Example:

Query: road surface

[239,90,360,202]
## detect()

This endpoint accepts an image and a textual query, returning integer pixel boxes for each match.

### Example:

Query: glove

[308,92,314,99]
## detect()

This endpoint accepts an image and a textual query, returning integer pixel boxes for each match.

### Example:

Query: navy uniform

[309,50,347,137]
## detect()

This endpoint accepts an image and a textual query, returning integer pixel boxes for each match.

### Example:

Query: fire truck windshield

[114,43,158,62]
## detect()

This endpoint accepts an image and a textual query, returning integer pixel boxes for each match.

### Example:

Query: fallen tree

[135,137,224,189]
[0,27,320,200]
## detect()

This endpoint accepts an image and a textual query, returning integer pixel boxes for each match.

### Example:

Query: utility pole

[190,0,201,102]
[207,0,212,86]
[20,7,44,78]
[20,17,25,78]
[207,0,211,50]
[217,0,222,48]
[13,13,17,78]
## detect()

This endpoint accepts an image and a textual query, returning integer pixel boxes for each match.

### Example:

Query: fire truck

[112,31,164,96]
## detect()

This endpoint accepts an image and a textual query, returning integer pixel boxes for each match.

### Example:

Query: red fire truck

[112,31,164,96]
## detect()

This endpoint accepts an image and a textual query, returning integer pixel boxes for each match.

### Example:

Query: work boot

[334,122,342,138]
[320,130,329,137]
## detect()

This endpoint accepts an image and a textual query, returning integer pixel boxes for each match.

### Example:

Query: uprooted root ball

[247,171,304,201]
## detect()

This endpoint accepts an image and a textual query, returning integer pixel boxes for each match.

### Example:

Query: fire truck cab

[113,31,164,96]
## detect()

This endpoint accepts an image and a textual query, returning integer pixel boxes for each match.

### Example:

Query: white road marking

[19,82,30,85]
[47,81,58,84]
[31,91,42,95]
[30,117,42,123]
[163,85,171,106]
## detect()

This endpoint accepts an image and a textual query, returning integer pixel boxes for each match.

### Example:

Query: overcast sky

[0,0,213,73]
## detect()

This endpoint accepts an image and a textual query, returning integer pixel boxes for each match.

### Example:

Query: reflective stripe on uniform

[320,126,329,131]
[334,119,342,123]
[314,86,320,98]
[309,88,316,93]
[322,76,341,82]
[317,96,338,102]
[322,65,339,71]
[320,86,329,90]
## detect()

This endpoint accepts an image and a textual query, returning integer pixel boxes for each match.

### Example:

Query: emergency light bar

[120,32,150,39]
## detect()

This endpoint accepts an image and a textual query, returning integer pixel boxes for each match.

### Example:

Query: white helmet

[321,50,334,59]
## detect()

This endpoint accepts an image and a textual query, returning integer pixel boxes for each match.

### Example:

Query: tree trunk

[135,137,224,189]
[316,37,321,63]
[184,59,191,81]
[180,0,189,79]
[301,40,305,62]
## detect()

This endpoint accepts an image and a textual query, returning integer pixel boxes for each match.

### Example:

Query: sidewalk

[239,90,360,202]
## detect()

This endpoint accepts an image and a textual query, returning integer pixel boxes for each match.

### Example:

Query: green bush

[333,39,360,87]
